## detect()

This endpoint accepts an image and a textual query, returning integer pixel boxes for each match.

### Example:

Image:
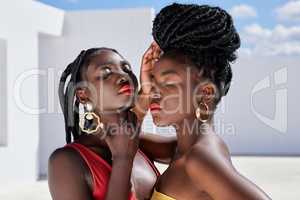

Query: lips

[149,103,161,111]
[118,84,134,94]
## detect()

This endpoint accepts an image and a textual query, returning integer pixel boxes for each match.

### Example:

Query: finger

[151,41,158,47]
[155,45,164,59]
[128,110,138,127]
[153,46,160,58]
[142,50,154,67]
[151,58,157,68]
[125,111,133,131]
[142,43,154,59]
[153,42,163,56]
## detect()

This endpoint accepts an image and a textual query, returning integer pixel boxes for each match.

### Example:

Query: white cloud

[241,23,300,56]
[242,24,272,43]
[276,0,300,22]
[272,25,300,41]
[230,4,257,19]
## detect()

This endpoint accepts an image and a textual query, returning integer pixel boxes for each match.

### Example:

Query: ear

[75,88,89,104]
[196,83,216,104]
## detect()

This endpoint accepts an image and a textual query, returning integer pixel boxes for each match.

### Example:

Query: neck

[174,116,214,155]
[99,110,128,125]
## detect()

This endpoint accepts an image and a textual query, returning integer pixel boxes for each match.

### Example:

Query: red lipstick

[149,103,161,111]
[118,84,134,95]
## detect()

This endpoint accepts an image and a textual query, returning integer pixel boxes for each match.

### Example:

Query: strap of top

[64,142,136,200]
[138,149,161,177]
[151,189,176,200]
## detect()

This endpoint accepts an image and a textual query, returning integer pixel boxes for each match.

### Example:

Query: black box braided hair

[58,48,137,143]
[152,3,241,101]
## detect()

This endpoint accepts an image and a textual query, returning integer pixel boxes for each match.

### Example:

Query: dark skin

[48,50,176,200]
[140,42,272,200]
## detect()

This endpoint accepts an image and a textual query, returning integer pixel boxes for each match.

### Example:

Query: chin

[116,104,133,112]
[152,116,169,127]
[155,123,169,127]
[117,97,135,108]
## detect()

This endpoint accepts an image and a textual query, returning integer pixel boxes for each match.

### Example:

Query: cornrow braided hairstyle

[152,3,241,101]
[58,47,120,143]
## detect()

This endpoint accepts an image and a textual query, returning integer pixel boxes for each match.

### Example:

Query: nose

[150,83,161,100]
[117,75,129,85]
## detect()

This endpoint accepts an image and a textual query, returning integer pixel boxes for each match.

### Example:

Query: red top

[65,142,160,200]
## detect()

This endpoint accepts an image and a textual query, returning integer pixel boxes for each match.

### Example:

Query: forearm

[104,158,134,200]
[139,133,177,163]
[132,89,150,123]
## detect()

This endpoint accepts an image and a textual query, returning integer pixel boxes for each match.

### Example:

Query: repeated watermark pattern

[12,66,288,137]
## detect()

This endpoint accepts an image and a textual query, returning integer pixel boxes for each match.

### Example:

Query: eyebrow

[95,61,114,68]
[160,69,179,76]
[96,59,130,68]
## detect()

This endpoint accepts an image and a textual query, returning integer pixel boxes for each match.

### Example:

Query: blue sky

[38,0,300,56]
[38,0,285,28]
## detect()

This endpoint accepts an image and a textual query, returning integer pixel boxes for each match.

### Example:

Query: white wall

[142,54,300,156]
[215,55,299,155]
[1,0,299,184]
[0,39,7,146]
[38,8,155,177]
[0,0,63,184]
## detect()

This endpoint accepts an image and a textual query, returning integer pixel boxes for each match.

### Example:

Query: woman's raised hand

[133,42,163,121]
[140,41,163,94]
[104,111,140,161]
[100,111,141,200]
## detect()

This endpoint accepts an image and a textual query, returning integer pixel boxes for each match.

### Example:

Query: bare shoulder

[185,133,234,174]
[48,146,90,184]
[48,146,92,181]
[49,146,83,170]
[48,147,93,200]
[201,133,231,159]
[184,133,272,200]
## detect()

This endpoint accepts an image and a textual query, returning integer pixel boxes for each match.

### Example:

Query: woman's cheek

[160,93,181,115]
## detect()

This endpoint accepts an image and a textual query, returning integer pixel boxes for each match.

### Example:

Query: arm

[185,143,271,200]
[131,92,177,163]
[103,113,140,200]
[48,147,134,200]
[132,42,177,163]
[48,148,93,200]
[133,91,177,163]
[105,157,134,200]
[139,133,177,163]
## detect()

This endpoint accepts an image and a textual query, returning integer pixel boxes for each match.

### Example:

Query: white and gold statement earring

[79,102,104,134]
[195,102,210,123]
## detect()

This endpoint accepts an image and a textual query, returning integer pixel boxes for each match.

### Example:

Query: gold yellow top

[151,189,176,200]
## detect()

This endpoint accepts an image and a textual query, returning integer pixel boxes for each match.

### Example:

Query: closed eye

[160,81,178,87]
[160,78,181,86]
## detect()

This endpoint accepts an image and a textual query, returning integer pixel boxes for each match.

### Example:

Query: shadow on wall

[0,39,7,147]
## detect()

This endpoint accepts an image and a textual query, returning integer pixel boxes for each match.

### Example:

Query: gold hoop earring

[79,102,104,134]
[195,102,209,123]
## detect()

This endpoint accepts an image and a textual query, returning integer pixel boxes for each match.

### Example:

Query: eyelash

[96,63,131,80]
[122,63,132,73]
[97,67,112,80]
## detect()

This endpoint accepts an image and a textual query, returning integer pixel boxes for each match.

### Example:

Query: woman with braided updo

[139,3,271,200]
